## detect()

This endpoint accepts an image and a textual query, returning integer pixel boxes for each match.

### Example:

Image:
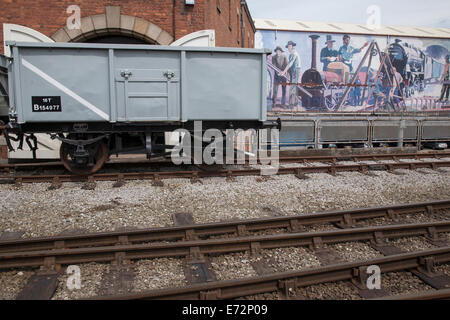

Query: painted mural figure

[367,71,384,106]
[272,46,288,107]
[439,55,450,102]
[350,76,362,106]
[392,67,404,109]
[280,41,301,108]
[320,35,339,71]
[259,27,449,113]
[338,35,368,72]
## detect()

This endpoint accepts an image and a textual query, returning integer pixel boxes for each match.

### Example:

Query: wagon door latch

[164,70,175,80]
[120,70,133,79]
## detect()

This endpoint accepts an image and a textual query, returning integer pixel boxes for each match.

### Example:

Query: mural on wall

[255,30,450,113]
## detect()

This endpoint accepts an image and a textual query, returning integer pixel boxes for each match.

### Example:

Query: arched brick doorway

[51,7,173,45]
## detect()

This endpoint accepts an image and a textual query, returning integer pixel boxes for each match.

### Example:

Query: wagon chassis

[4,119,280,175]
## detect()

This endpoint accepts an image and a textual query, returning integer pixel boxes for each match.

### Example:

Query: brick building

[0,0,255,53]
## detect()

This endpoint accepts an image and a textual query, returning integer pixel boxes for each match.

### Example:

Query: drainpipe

[240,0,245,48]
[173,0,177,40]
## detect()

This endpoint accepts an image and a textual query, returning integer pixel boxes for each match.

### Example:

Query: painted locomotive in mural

[388,39,446,98]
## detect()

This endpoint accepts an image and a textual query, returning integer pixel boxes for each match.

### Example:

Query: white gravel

[1,168,448,238]
[52,263,107,300]
[381,271,434,296]
[0,270,33,300]
[210,252,257,281]
[434,263,450,277]
[298,281,361,300]
[260,247,321,272]
[384,236,437,252]
[325,242,384,262]
[132,258,186,291]
[1,158,449,299]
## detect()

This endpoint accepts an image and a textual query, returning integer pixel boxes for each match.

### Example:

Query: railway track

[4,220,449,270]
[2,200,449,300]
[0,200,448,255]
[2,158,450,185]
[0,200,448,270]
[89,246,450,300]
[376,288,450,300]
[2,151,450,171]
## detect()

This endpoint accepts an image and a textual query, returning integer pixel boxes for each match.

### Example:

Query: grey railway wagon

[1,42,275,174]
[0,54,8,117]
[5,42,268,124]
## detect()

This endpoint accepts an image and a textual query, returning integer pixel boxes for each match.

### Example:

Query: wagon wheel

[60,141,108,175]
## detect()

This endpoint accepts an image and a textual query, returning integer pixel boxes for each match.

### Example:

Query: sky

[246,0,450,29]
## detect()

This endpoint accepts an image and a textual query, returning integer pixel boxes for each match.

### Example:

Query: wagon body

[0,54,8,118]
[6,42,268,125]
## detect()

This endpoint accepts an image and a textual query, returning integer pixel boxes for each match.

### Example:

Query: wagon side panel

[184,51,265,121]
[16,47,111,123]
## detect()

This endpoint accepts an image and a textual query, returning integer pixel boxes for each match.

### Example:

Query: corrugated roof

[254,18,450,39]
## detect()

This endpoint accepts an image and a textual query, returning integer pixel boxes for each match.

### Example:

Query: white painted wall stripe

[22,58,110,120]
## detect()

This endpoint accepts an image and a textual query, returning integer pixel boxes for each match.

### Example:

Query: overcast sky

[246,0,450,29]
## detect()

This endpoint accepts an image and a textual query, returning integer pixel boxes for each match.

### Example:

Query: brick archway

[51,6,173,45]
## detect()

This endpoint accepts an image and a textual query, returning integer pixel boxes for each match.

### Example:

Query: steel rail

[0,200,448,255]
[2,151,450,170]
[1,221,449,270]
[6,160,450,184]
[278,151,450,162]
[374,288,450,300]
[89,246,450,300]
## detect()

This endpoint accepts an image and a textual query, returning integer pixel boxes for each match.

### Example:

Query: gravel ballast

[52,263,107,300]
[1,160,449,300]
[0,270,33,300]
[0,169,449,238]
[210,252,257,281]
[132,258,186,292]
[380,271,434,296]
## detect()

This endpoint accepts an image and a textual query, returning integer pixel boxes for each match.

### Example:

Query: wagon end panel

[184,51,266,122]
[0,54,9,118]
[15,47,111,123]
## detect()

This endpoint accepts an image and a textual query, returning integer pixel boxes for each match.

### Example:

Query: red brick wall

[0,0,255,52]
[204,0,255,48]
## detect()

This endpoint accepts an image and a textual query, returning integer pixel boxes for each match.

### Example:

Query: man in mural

[338,35,369,72]
[320,35,339,72]
[350,75,362,106]
[280,41,301,108]
[439,55,450,103]
[367,71,384,107]
[392,67,404,109]
[272,46,288,108]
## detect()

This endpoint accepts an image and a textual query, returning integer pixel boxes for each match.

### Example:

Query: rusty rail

[0,200,448,255]
[5,160,450,184]
[374,288,450,300]
[1,220,449,270]
[89,247,450,300]
[2,151,449,170]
